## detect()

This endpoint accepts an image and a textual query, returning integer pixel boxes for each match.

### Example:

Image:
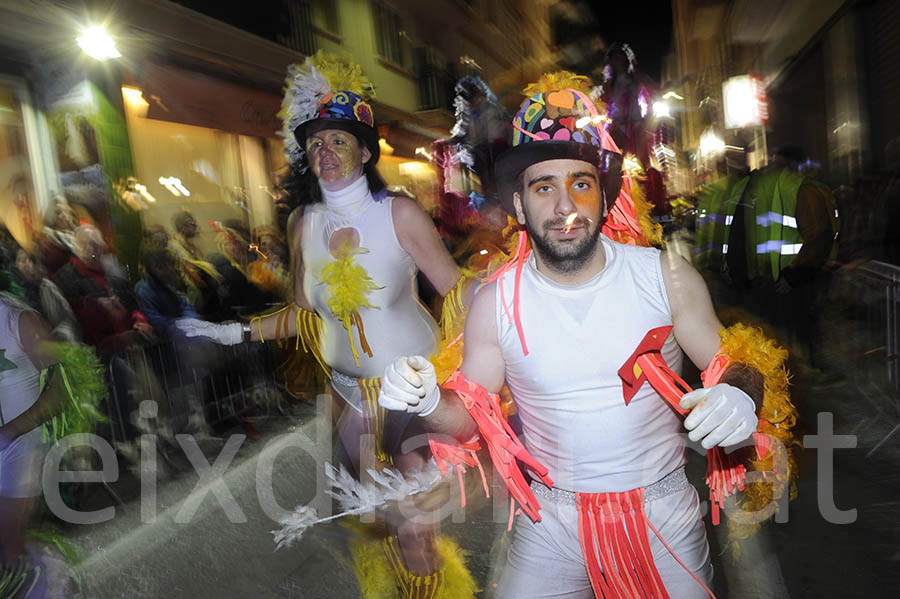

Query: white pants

[0,427,47,498]
[495,485,713,598]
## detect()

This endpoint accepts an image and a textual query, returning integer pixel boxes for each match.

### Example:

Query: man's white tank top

[0,297,42,426]
[302,176,437,381]
[496,235,686,493]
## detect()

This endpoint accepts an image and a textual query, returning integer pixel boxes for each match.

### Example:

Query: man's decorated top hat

[495,72,623,215]
[279,51,378,172]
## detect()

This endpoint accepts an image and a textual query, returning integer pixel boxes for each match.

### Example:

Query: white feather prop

[279,58,332,168]
[272,460,445,549]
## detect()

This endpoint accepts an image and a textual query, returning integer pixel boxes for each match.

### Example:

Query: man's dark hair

[172,210,195,233]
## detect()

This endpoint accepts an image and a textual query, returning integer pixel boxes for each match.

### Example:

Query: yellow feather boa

[523,71,592,95]
[319,244,382,366]
[716,324,800,547]
[432,273,474,384]
[346,521,478,599]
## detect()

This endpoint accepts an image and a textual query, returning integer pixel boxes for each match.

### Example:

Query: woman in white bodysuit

[178,54,475,596]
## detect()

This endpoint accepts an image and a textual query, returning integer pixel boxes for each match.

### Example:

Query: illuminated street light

[652,101,671,119]
[159,176,190,197]
[76,25,121,60]
[722,75,769,129]
[699,129,725,157]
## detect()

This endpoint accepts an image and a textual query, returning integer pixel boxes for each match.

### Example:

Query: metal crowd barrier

[852,261,900,390]
[102,336,295,447]
[838,260,900,457]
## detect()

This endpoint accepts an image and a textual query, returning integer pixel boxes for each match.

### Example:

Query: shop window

[373,0,412,70]
[0,80,46,251]
[122,88,282,255]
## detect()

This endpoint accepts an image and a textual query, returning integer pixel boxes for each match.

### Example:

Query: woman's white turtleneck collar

[320,175,373,220]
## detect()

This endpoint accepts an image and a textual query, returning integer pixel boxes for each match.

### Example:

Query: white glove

[679,383,758,450]
[378,356,440,417]
[175,318,243,346]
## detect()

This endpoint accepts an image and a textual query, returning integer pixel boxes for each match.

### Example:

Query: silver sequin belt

[331,369,360,388]
[529,466,690,506]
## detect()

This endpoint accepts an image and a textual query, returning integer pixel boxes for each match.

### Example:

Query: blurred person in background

[724,147,839,369]
[38,196,79,277]
[136,248,199,340]
[168,210,224,319]
[209,220,280,316]
[599,43,655,168]
[55,225,153,354]
[12,245,81,344]
[247,226,290,301]
[136,248,216,439]
[55,225,154,443]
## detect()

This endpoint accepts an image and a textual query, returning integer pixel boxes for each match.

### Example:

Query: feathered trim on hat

[278,51,376,169]
[522,71,592,96]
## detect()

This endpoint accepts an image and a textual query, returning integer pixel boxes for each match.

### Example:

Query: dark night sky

[588,0,675,83]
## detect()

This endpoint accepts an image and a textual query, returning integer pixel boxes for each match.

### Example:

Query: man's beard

[524,211,603,274]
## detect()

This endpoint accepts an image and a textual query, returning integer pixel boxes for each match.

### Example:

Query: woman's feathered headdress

[279,51,376,170]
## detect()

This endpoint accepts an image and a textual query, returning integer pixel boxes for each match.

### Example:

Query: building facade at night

[669,0,900,192]
[0,0,552,278]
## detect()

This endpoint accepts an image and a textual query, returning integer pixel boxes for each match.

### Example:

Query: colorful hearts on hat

[559,116,576,131]
[540,118,555,130]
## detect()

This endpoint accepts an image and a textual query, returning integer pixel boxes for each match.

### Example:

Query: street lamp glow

[76,25,121,60]
[652,101,671,118]
[699,129,725,157]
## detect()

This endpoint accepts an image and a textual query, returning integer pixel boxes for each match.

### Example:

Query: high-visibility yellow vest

[694,174,747,271]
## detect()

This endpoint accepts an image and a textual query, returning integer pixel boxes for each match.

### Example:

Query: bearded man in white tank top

[378,78,767,598]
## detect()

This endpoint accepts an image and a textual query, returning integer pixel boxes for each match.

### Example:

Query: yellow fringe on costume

[347,523,400,599]
[309,50,375,98]
[382,535,479,599]
[523,71,592,95]
[249,303,330,379]
[717,324,800,547]
[431,273,474,384]
[359,376,392,464]
[320,244,383,366]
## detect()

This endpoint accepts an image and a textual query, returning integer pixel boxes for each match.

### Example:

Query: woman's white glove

[175,318,243,345]
[679,383,758,449]
[378,356,440,417]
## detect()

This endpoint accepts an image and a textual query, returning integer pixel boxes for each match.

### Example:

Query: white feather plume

[272,460,445,549]
[279,58,333,168]
[272,504,319,550]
